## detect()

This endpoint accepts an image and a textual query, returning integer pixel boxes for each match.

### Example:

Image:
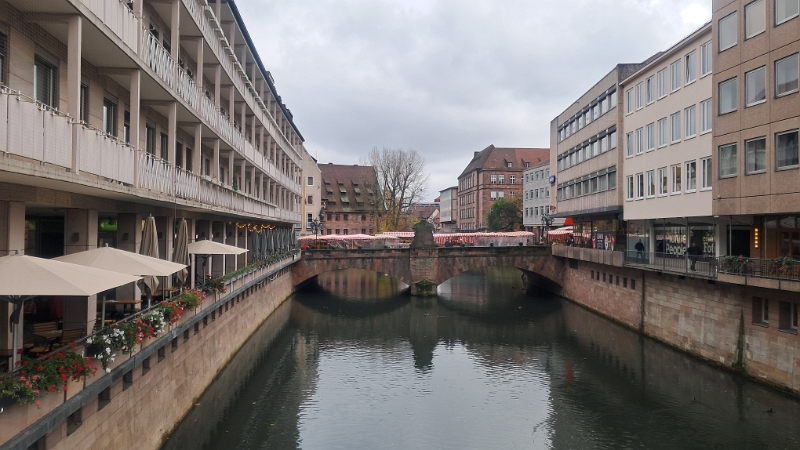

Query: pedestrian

[687,242,701,271]
[635,239,645,263]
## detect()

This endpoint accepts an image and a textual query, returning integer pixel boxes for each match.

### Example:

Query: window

[646,76,655,104]
[34,56,58,108]
[745,67,767,106]
[685,51,697,85]
[510,175,516,184]
[685,160,697,192]
[775,0,800,25]
[753,297,769,324]
[609,130,617,149]
[658,118,668,147]
[776,54,799,97]
[626,88,634,114]
[700,41,713,76]
[160,132,168,160]
[307,176,314,186]
[490,175,497,184]
[671,164,682,193]
[103,99,118,137]
[646,123,655,151]
[635,82,644,109]
[685,105,696,138]
[719,12,738,52]
[745,137,767,173]
[657,68,668,98]
[658,167,668,195]
[610,90,617,109]
[145,125,156,155]
[719,78,738,114]
[626,132,634,157]
[701,157,712,189]
[636,128,644,154]
[719,143,738,178]
[776,130,799,168]
[745,0,766,38]
[646,170,655,197]
[671,111,681,143]
[79,83,89,123]
[0,32,6,84]
[635,173,644,199]
[626,175,634,200]
[670,60,682,92]
[700,99,713,133]
[498,175,505,183]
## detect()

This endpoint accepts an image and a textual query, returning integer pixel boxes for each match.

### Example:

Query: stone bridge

[292,246,565,296]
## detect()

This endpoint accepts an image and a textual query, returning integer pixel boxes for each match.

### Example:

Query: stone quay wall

[557,257,800,395]
[0,265,296,450]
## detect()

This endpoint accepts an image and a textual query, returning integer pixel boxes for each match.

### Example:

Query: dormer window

[507,161,513,168]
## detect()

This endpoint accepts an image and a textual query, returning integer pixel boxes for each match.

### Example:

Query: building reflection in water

[164,267,800,450]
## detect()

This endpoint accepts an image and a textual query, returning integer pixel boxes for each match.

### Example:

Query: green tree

[486,197,522,231]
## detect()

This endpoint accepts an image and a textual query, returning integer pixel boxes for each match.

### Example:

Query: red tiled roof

[319,164,382,213]
[459,145,550,178]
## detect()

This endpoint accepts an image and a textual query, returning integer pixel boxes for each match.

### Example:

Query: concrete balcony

[0,88,300,223]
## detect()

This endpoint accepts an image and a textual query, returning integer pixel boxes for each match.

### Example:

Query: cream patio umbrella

[139,216,160,307]
[54,244,187,325]
[0,252,141,368]
[173,219,190,290]
[187,240,248,288]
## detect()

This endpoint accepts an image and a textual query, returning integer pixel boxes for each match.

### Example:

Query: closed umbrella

[173,219,190,290]
[0,252,140,368]
[139,215,159,307]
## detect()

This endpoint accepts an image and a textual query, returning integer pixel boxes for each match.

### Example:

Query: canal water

[163,267,800,450]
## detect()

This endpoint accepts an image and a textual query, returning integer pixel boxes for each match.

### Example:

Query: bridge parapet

[294,246,559,296]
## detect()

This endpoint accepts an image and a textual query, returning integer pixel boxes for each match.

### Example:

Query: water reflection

[164,267,800,450]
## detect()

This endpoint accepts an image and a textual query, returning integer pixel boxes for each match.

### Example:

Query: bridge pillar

[410,249,439,297]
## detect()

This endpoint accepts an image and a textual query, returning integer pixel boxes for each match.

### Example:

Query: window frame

[745,66,767,107]
[775,53,799,98]
[626,175,634,201]
[685,105,697,139]
[636,127,644,155]
[775,0,800,26]
[646,169,656,198]
[719,12,738,52]
[745,0,767,39]
[701,157,713,190]
[657,166,668,196]
[719,143,738,178]
[685,160,697,192]
[671,164,682,194]
[646,122,656,151]
[670,59,682,92]
[658,117,668,148]
[685,50,697,85]
[657,68,668,99]
[671,111,682,143]
[745,136,768,174]
[635,172,645,200]
[646,76,655,104]
[719,77,738,115]
[775,129,800,170]
[626,132,634,157]
[700,98,713,134]
[700,40,713,77]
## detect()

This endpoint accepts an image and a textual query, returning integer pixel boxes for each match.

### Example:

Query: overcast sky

[236,0,712,200]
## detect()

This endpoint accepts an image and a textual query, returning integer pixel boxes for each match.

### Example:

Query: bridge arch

[293,249,413,287]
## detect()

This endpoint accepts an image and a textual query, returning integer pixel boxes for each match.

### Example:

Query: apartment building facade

[456,145,549,231]
[550,63,647,250]
[438,186,457,232]
[713,0,800,260]
[522,160,550,239]
[0,0,305,351]
[320,163,381,235]
[621,23,725,257]
[301,155,322,235]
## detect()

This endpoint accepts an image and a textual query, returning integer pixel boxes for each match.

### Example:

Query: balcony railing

[0,88,299,222]
[717,256,800,282]
[78,0,138,53]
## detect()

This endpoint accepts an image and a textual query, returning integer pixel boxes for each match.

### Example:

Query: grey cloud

[236,0,710,197]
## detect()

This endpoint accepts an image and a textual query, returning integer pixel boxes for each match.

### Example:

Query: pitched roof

[459,145,550,178]
[319,164,381,213]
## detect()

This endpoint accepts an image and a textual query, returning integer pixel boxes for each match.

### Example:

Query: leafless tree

[364,147,429,231]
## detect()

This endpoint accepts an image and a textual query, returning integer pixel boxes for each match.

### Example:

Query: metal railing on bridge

[623,250,716,278]
[717,256,800,281]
